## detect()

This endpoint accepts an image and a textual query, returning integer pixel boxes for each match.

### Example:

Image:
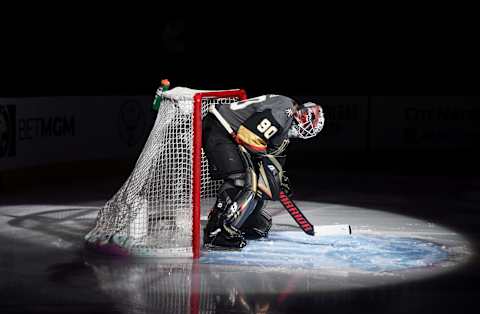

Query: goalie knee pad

[218,172,247,200]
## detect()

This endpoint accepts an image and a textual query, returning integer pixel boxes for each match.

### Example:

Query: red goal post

[192,90,247,258]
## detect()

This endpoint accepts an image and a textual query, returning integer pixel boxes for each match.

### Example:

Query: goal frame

[84,87,248,258]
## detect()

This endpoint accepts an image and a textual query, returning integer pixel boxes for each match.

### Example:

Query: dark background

[2,15,473,96]
[1,17,478,175]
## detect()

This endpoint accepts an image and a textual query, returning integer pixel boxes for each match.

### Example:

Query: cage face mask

[291,102,324,139]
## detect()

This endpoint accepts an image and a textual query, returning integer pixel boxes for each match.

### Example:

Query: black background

[1,16,477,174]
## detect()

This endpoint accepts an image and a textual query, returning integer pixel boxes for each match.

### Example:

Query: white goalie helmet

[290,102,325,139]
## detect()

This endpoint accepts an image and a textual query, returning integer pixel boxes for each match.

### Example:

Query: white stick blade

[314,224,352,236]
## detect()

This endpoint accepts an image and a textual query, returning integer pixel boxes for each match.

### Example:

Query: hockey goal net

[85,86,247,258]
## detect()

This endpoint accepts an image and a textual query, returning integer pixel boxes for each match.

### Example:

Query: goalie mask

[290,102,324,139]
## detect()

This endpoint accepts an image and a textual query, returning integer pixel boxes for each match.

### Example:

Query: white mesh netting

[85,87,245,257]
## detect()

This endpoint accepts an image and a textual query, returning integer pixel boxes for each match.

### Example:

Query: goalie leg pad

[216,172,254,216]
[204,193,246,250]
[257,155,286,201]
[204,182,249,250]
[240,200,272,240]
[204,193,230,239]
[220,173,259,230]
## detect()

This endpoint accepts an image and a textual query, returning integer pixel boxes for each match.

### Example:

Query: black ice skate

[204,226,246,250]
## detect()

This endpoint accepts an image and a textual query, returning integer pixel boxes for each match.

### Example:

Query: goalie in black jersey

[202,94,325,249]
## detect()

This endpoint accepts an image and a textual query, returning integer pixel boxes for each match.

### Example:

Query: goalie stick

[278,190,314,235]
[208,104,351,237]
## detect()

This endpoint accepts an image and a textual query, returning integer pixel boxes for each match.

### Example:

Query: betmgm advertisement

[0,96,153,171]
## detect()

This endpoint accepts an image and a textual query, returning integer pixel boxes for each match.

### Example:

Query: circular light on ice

[201,232,450,272]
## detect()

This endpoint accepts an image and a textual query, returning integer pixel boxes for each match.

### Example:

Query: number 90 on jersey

[257,118,278,139]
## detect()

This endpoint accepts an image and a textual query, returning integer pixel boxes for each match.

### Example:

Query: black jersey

[216,94,296,154]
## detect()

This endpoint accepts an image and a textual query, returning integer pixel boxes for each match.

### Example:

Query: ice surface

[201,231,449,272]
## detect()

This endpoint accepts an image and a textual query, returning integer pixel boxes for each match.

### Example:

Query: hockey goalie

[203,94,325,249]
